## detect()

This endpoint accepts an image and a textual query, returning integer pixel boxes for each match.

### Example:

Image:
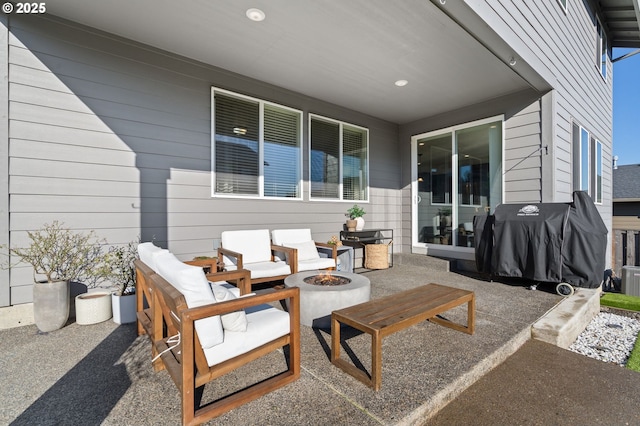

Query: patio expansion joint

[300,363,385,425]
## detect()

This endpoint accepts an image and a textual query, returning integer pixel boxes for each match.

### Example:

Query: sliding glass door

[412,117,503,253]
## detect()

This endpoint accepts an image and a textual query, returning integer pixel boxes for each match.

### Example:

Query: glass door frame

[411,115,505,257]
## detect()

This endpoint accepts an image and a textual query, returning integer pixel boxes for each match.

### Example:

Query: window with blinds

[310,115,368,201]
[212,89,302,198]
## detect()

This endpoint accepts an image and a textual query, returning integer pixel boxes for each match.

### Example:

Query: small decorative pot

[75,290,112,325]
[112,293,137,324]
[355,217,365,231]
[346,219,357,231]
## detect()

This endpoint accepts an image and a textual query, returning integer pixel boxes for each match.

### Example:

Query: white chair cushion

[137,242,168,272]
[221,229,272,265]
[211,285,248,332]
[239,261,291,279]
[210,282,240,297]
[155,252,224,349]
[297,257,337,272]
[271,229,313,245]
[202,305,290,366]
[283,240,320,261]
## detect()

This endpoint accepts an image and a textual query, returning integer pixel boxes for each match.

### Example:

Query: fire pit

[303,272,351,286]
[284,270,370,328]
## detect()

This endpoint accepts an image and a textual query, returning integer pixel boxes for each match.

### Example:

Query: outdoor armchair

[149,251,300,425]
[270,228,337,274]
[218,229,294,286]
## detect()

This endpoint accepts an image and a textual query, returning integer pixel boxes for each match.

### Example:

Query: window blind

[214,94,259,195]
[264,105,301,198]
[310,118,340,198]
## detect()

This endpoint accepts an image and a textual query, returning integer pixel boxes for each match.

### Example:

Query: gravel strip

[569,309,640,366]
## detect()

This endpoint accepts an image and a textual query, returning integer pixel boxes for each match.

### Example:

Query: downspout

[612,49,640,63]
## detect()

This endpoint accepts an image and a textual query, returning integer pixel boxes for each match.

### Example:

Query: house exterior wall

[3,14,402,305]
[465,0,614,259]
[398,0,613,264]
[1,0,619,305]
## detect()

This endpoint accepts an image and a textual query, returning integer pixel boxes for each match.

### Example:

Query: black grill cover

[474,191,607,288]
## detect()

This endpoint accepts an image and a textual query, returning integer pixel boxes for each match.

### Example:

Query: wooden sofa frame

[150,272,300,425]
[134,258,252,371]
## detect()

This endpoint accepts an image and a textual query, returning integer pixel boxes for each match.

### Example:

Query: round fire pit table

[284,270,371,328]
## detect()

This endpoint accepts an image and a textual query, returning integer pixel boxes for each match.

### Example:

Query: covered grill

[474,191,607,292]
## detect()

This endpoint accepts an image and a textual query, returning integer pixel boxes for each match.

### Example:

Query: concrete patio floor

[1,256,617,425]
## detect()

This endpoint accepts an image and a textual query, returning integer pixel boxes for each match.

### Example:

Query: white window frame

[211,87,303,200]
[596,18,608,81]
[411,115,505,253]
[594,139,602,204]
[308,114,369,202]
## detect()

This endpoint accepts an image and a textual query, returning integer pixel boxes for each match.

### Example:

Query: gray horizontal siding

[4,14,402,301]
[471,0,613,262]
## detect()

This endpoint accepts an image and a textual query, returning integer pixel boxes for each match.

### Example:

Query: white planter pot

[75,290,112,325]
[112,293,137,324]
[355,217,365,231]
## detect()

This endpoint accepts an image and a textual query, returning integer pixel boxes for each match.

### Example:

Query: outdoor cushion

[271,228,313,244]
[211,285,248,332]
[210,282,241,298]
[155,252,224,349]
[224,260,291,279]
[271,229,314,262]
[137,242,168,272]
[283,240,320,261]
[297,257,336,272]
[202,304,290,367]
[221,229,272,265]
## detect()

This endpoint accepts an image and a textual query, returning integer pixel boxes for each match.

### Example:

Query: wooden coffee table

[331,283,475,390]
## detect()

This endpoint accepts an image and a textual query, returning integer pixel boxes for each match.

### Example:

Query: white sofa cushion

[298,257,337,272]
[283,240,320,261]
[211,285,248,332]
[271,228,313,245]
[155,252,224,349]
[226,261,291,279]
[202,304,290,366]
[221,229,273,266]
[210,282,240,297]
[137,242,168,272]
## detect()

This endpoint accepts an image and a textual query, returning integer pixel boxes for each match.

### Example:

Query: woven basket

[364,243,390,269]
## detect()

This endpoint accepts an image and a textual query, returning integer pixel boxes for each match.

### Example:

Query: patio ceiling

[44,0,536,125]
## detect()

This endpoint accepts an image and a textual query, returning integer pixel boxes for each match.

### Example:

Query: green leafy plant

[1,221,106,285]
[101,239,139,295]
[346,204,366,219]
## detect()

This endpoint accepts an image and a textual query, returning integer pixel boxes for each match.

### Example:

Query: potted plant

[102,240,138,324]
[1,221,107,332]
[346,204,366,231]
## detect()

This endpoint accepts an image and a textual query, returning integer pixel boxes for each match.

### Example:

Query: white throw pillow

[284,240,320,261]
[137,242,168,272]
[156,252,224,348]
[211,285,248,332]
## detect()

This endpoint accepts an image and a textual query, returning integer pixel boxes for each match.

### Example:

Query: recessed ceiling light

[395,79,408,87]
[246,8,266,22]
[508,56,517,66]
